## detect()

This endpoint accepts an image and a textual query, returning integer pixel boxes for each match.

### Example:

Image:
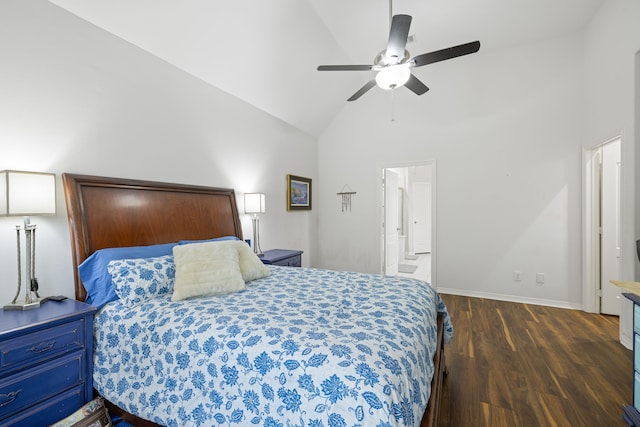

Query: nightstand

[0,299,96,426]
[260,249,303,267]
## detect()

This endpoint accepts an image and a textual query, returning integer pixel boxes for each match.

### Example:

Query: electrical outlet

[536,273,545,286]
[513,270,522,282]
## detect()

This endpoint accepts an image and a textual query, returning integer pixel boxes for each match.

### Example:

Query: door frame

[384,169,400,276]
[582,135,622,313]
[411,181,432,254]
[378,159,437,287]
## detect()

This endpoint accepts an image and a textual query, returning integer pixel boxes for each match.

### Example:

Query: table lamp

[1,170,56,310]
[244,193,265,256]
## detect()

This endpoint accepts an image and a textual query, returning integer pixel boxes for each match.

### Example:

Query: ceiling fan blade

[411,40,480,67]
[317,65,374,71]
[385,14,412,63]
[347,80,377,102]
[404,74,429,96]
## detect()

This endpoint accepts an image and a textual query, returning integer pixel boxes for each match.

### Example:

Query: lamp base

[251,215,263,257]
[3,298,41,310]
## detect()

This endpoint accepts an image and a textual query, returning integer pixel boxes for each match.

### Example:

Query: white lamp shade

[0,170,56,216]
[244,193,266,214]
[375,66,411,90]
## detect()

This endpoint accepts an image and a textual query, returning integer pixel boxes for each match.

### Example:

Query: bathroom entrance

[381,161,435,286]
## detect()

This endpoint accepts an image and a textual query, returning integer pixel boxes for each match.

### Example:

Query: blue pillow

[178,236,240,245]
[78,242,177,309]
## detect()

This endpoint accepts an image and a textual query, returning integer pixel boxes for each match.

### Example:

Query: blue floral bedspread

[93,266,452,427]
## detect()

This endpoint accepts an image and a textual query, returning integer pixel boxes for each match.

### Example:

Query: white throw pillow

[172,241,245,301]
[232,240,271,282]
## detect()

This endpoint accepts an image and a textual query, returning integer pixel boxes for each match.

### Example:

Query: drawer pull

[29,341,56,353]
[0,390,22,407]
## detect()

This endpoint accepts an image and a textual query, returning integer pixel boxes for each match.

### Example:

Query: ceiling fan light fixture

[316,6,480,102]
[375,65,411,90]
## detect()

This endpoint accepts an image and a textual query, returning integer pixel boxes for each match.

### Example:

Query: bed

[62,173,451,427]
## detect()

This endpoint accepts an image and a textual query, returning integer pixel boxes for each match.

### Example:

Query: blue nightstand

[0,299,96,426]
[260,249,303,267]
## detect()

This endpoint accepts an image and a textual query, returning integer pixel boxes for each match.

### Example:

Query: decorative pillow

[78,242,177,309]
[172,241,245,301]
[107,255,175,306]
[232,240,271,282]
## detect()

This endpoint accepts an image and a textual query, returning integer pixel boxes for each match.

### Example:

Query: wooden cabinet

[0,299,95,426]
[260,249,303,267]
[623,293,640,426]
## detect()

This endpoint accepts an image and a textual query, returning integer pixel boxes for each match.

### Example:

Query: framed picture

[287,174,312,211]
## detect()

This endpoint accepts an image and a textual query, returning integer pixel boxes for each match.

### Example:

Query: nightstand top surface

[0,299,95,336]
[260,249,303,263]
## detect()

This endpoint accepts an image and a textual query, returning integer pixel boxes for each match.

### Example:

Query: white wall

[318,0,640,308]
[582,0,640,282]
[0,1,317,304]
[2,1,637,310]
[318,33,586,308]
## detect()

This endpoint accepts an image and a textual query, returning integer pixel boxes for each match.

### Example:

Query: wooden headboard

[62,173,243,301]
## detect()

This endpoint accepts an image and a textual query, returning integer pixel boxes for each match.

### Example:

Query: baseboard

[437,287,583,311]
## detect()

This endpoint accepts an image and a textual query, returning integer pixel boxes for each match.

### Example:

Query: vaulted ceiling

[48,0,603,137]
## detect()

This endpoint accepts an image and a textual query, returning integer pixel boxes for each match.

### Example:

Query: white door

[384,170,400,275]
[412,182,431,253]
[600,138,622,315]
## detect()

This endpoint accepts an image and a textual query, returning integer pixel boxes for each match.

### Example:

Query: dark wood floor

[438,294,632,427]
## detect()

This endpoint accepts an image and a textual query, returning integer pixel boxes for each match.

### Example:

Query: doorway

[380,161,436,287]
[583,137,622,315]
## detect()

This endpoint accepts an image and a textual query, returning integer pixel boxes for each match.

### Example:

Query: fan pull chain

[391,88,396,122]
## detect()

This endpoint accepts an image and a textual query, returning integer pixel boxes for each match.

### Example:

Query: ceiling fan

[317,13,480,101]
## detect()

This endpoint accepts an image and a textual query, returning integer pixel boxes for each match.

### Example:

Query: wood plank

[439,295,631,427]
